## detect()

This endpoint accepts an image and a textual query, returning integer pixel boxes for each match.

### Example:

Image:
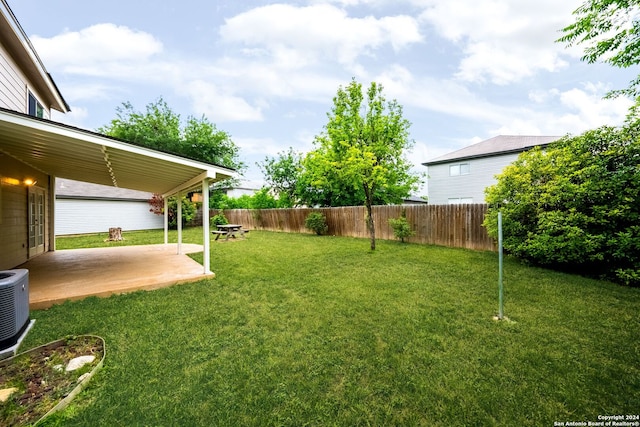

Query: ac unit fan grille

[0,286,17,340]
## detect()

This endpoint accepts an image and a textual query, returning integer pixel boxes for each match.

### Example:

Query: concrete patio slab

[19,244,213,310]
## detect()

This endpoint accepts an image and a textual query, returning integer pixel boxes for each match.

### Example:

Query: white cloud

[58,83,122,102]
[219,4,423,67]
[183,80,264,122]
[491,83,633,136]
[374,66,507,122]
[233,136,283,156]
[32,24,163,71]
[50,106,89,128]
[418,0,580,84]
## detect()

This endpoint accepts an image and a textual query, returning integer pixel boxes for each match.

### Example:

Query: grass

[55,227,205,249]
[21,229,640,426]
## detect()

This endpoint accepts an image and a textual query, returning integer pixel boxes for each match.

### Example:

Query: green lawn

[23,229,640,426]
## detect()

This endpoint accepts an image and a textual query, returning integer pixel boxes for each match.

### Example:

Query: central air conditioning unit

[0,269,31,355]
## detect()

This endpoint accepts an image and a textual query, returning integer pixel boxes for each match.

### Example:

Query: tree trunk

[366,202,375,251]
[108,227,123,241]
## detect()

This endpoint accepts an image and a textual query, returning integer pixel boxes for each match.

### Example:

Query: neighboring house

[0,0,234,273]
[402,195,429,205]
[55,178,163,235]
[422,135,561,205]
[223,180,262,198]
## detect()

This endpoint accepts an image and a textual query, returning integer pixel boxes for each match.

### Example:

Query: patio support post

[202,178,211,274]
[164,196,168,245]
[177,192,182,255]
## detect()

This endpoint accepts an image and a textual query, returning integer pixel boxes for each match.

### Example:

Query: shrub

[168,197,197,229]
[305,212,328,235]
[149,194,197,229]
[388,211,414,243]
[484,118,640,286]
[210,210,228,227]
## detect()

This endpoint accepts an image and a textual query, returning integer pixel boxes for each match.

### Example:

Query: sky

[10,0,637,196]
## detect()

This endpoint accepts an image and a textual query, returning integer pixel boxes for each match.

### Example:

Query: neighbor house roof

[56,178,154,201]
[0,0,69,113]
[422,135,562,166]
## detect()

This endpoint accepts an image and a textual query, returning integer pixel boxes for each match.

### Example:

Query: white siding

[426,153,520,204]
[0,43,27,112]
[55,199,164,235]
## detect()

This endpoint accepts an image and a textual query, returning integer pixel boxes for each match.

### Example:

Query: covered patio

[21,244,212,310]
[1,108,236,305]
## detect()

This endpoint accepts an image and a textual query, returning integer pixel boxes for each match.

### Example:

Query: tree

[307,79,421,250]
[558,0,640,98]
[99,97,244,172]
[484,118,640,286]
[258,147,303,207]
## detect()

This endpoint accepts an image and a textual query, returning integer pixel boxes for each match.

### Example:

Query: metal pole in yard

[498,211,504,320]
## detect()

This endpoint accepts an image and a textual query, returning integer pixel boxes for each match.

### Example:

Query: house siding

[0,155,50,270]
[0,43,27,113]
[426,153,519,204]
[55,199,164,235]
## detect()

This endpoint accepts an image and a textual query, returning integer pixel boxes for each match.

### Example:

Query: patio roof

[0,108,233,274]
[0,108,235,196]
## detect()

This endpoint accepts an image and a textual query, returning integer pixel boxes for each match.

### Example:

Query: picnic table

[212,224,248,241]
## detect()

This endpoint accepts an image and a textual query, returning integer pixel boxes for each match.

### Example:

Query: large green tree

[257,147,303,207]
[558,0,640,98]
[484,118,640,286]
[99,97,244,172]
[306,79,420,250]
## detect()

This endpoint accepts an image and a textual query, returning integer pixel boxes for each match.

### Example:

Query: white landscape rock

[66,355,95,372]
[0,387,18,402]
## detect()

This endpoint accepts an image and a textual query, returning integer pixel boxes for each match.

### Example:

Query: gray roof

[56,178,154,201]
[422,135,562,166]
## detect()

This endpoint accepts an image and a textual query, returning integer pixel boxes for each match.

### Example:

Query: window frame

[449,162,470,176]
[28,91,45,118]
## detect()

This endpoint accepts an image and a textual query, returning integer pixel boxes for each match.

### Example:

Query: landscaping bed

[0,335,104,426]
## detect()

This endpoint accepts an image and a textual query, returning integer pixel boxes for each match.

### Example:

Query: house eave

[0,0,70,113]
[422,145,552,167]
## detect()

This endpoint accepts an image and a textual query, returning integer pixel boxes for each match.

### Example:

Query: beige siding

[0,156,49,270]
[0,43,27,112]
[0,43,50,118]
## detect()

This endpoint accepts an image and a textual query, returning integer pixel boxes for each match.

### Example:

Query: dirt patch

[0,336,104,426]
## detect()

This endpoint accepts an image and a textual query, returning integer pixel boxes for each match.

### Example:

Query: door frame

[28,185,47,258]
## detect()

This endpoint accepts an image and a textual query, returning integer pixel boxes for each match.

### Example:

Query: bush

[305,212,328,235]
[484,119,640,286]
[149,194,197,229]
[388,211,414,243]
[210,210,228,227]
[167,196,197,229]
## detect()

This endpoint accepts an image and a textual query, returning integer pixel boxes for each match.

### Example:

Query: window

[448,197,473,204]
[28,92,44,118]
[449,162,470,176]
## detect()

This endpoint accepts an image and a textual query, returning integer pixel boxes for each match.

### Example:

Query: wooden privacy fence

[217,204,497,251]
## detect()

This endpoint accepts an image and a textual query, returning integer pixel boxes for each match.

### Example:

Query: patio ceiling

[0,108,235,196]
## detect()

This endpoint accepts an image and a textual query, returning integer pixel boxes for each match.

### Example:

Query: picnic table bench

[212,224,249,241]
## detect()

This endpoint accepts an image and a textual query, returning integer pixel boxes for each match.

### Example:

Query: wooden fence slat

[217,204,497,251]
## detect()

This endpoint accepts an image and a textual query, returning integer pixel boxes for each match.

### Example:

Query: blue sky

[10,0,637,195]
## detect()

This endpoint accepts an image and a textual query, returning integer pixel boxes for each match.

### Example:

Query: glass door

[28,186,46,257]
